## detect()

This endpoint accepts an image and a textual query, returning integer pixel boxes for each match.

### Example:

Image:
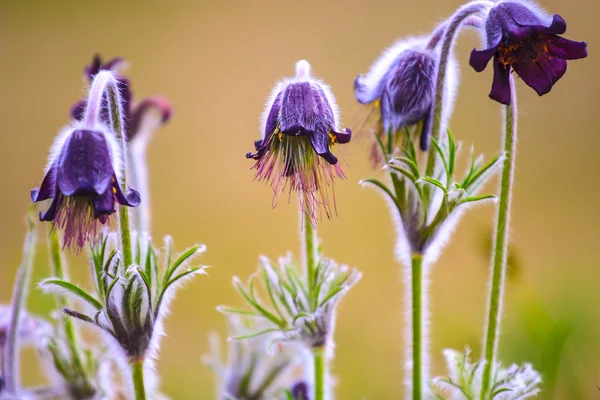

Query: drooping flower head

[354,37,458,155]
[246,60,352,223]
[470,0,587,105]
[31,122,141,250]
[71,55,172,142]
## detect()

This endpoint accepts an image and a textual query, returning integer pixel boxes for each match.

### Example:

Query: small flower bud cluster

[204,314,306,400]
[433,349,541,399]
[222,254,360,353]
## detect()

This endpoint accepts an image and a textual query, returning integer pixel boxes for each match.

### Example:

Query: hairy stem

[424,1,492,177]
[313,346,326,400]
[1,216,37,395]
[411,254,423,400]
[85,70,134,268]
[131,360,147,400]
[302,211,319,304]
[480,75,518,398]
[48,229,94,394]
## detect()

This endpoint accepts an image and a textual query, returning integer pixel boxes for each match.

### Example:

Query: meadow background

[0,0,598,398]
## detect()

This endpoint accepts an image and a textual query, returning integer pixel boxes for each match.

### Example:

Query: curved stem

[48,229,94,394]
[84,71,134,268]
[2,216,37,395]
[312,347,325,400]
[131,360,147,400]
[480,75,518,398]
[410,254,424,400]
[424,1,492,177]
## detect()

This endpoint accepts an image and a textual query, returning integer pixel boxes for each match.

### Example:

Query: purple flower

[246,60,351,223]
[354,37,458,154]
[470,1,587,105]
[291,381,309,400]
[31,125,140,250]
[71,55,172,141]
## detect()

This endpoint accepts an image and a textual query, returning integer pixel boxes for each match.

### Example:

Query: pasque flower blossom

[246,60,351,223]
[470,1,587,105]
[31,124,141,250]
[354,37,458,153]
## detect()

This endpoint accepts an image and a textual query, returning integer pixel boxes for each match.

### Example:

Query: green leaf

[393,157,420,179]
[164,245,203,285]
[234,279,284,328]
[462,153,503,192]
[216,306,262,316]
[419,177,447,193]
[41,279,103,310]
[387,164,418,183]
[459,194,496,205]
[359,179,398,207]
[230,328,281,341]
[431,138,450,183]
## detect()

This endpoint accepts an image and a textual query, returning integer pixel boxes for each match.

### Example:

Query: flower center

[496,42,523,69]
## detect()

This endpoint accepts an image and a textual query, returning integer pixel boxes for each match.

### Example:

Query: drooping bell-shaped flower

[246,60,352,223]
[354,37,458,154]
[470,1,587,105]
[71,55,172,141]
[31,123,141,250]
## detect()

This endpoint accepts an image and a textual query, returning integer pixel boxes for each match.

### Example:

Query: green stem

[48,229,93,393]
[411,254,423,400]
[131,360,147,400]
[312,347,325,400]
[2,215,37,394]
[424,1,491,178]
[302,211,318,304]
[480,76,518,398]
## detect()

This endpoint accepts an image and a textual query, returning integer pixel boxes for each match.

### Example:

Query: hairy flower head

[246,60,351,224]
[470,0,587,104]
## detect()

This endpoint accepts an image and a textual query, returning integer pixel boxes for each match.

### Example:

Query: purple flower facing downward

[354,37,458,156]
[31,124,140,250]
[71,55,172,141]
[470,1,587,105]
[246,60,351,223]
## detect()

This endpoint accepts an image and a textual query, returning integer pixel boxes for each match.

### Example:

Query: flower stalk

[84,70,134,268]
[480,75,518,398]
[303,211,319,303]
[1,213,37,395]
[47,228,93,394]
[312,346,326,400]
[411,253,423,400]
[424,0,491,175]
[131,360,146,400]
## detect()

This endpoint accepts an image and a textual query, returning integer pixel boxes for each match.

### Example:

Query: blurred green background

[0,0,598,399]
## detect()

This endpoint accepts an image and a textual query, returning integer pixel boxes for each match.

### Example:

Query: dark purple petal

[70,100,86,121]
[31,163,57,202]
[39,194,61,222]
[280,82,336,133]
[380,50,435,131]
[513,56,567,96]
[529,14,567,36]
[545,35,588,60]
[333,128,352,144]
[127,96,172,141]
[84,55,126,79]
[112,177,141,207]
[56,130,114,196]
[489,60,512,105]
[291,381,309,400]
[92,190,115,217]
[470,46,497,72]
[308,130,338,165]
[246,93,282,160]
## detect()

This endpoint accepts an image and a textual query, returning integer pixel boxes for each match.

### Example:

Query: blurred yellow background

[0,0,598,399]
